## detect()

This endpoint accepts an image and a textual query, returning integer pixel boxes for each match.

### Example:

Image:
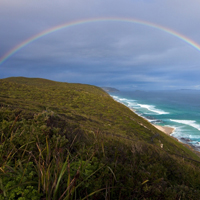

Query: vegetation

[1,77,200,199]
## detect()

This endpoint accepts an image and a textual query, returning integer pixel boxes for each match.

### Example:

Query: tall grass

[0,114,111,199]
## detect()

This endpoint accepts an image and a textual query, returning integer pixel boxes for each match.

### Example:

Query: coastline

[120,101,176,135]
[130,107,200,155]
[130,107,175,135]
[153,124,175,135]
[111,94,200,157]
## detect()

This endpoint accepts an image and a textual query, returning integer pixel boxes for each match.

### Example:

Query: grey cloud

[1,0,200,90]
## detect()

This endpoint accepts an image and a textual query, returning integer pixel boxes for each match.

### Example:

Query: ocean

[109,90,200,150]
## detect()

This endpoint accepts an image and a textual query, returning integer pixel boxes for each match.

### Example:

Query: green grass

[1,77,200,199]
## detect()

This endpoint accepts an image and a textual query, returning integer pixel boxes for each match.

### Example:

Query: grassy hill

[1,77,200,199]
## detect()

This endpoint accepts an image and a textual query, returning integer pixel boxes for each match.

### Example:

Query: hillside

[1,77,200,199]
[101,87,119,92]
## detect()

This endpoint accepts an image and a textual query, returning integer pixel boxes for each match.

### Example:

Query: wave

[112,96,124,101]
[189,135,200,139]
[138,104,169,115]
[112,96,136,103]
[112,95,138,107]
[112,95,169,115]
[112,94,200,150]
[170,119,200,131]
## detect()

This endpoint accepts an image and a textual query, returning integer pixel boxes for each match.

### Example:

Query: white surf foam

[127,102,137,107]
[112,95,169,115]
[188,135,200,139]
[138,104,169,115]
[170,119,200,131]
[112,95,138,108]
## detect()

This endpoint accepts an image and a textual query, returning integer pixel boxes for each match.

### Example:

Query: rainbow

[1,17,200,66]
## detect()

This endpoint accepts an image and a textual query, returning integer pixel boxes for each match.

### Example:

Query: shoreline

[111,95,200,156]
[127,103,176,135]
[129,107,175,135]
[129,107,200,155]
[132,108,200,155]
[153,124,175,135]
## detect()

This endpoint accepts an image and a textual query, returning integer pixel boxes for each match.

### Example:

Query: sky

[0,0,200,90]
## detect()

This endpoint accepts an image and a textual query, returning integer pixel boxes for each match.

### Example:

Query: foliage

[0,162,40,200]
[1,77,200,199]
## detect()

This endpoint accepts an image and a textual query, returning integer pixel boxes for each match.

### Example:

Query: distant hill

[101,86,119,92]
[1,77,200,199]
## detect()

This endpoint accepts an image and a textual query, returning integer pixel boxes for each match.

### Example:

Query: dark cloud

[1,0,200,90]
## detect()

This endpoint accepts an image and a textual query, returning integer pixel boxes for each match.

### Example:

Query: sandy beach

[126,105,175,135]
[153,125,175,135]
[129,105,175,135]
[113,95,200,156]
[128,106,175,135]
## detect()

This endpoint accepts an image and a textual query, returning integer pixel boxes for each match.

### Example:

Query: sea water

[109,90,200,150]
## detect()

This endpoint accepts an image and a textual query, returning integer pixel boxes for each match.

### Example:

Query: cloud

[1,0,200,90]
